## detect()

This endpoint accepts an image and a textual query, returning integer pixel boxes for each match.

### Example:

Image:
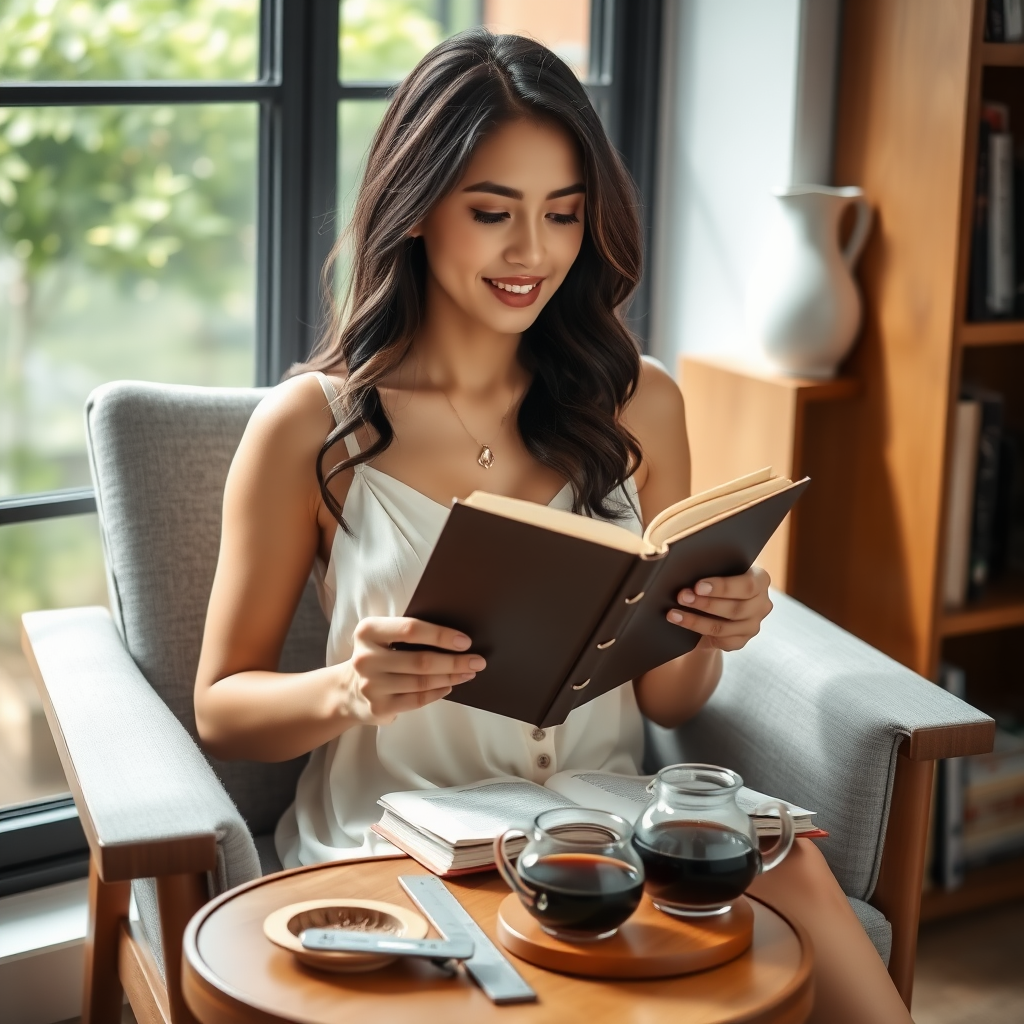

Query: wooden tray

[496,892,755,979]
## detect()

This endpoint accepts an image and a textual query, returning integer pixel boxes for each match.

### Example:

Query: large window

[0,0,662,892]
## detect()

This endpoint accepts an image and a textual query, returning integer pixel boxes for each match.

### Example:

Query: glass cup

[631,763,795,917]
[494,807,646,941]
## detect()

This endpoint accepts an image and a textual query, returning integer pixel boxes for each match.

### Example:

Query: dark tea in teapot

[632,764,795,917]
[632,821,760,910]
[518,852,644,936]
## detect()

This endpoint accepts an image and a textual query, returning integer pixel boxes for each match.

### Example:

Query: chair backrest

[85,381,329,836]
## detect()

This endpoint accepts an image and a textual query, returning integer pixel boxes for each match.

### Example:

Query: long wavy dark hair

[296,29,644,528]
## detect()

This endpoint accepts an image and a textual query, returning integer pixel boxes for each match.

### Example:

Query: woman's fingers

[667,607,755,637]
[675,567,771,620]
[383,648,486,679]
[355,615,473,653]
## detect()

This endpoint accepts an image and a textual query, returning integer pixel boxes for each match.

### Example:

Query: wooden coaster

[496,892,754,979]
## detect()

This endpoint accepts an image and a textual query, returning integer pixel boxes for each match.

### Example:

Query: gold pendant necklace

[442,386,518,470]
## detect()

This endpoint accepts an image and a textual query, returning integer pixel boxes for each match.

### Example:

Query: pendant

[477,445,495,470]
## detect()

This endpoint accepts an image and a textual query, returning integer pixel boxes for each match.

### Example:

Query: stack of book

[934,665,1024,889]
[985,0,1024,42]
[942,385,1024,608]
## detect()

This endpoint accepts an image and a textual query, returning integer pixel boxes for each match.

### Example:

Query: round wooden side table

[182,857,813,1024]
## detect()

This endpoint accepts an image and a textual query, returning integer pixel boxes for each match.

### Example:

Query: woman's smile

[484,275,545,307]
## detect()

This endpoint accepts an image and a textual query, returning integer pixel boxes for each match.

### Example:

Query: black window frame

[0,0,662,894]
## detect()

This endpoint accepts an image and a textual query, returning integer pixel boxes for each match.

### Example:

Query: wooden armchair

[21,381,993,1022]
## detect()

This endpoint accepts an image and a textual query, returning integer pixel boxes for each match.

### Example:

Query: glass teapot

[631,763,795,917]
[494,807,645,941]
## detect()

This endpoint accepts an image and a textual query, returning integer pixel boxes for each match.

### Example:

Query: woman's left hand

[666,566,772,652]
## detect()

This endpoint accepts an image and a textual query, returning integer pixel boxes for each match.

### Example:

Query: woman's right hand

[341,617,485,725]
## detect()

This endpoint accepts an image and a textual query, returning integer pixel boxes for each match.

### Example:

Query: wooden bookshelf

[920,857,1024,922]
[941,578,1024,637]
[822,0,1024,923]
[959,321,1024,345]
[981,42,1024,67]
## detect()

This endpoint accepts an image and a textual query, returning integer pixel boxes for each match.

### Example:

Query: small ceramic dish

[263,899,429,973]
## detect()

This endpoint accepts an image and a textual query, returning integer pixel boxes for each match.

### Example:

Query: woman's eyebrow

[461,181,586,200]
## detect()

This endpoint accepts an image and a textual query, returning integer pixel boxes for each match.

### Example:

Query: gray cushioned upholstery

[85,381,329,837]
[848,898,892,967]
[644,589,991,903]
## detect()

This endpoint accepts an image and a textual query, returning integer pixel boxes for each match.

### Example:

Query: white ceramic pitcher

[746,185,873,379]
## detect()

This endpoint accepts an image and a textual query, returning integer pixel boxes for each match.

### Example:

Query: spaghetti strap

[314,371,360,458]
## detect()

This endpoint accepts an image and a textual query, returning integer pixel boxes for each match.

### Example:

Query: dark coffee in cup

[632,821,760,911]
[517,852,644,938]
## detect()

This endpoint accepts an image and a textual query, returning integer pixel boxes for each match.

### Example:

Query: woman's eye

[548,212,580,226]
[472,209,508,224]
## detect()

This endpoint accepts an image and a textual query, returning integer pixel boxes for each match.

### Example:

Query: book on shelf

[942,383,1024,609]
[986,1,1024,42]
[1007,0,1024,41]
[987,0,1006,41]
[963,384,1005,599]
[970,102,1016,320]
[402,467,808,728]
[964,725,1024,869]
[372,772,825,877]
[934,664,967,890]
[943,400,982,608]
[993,427,1024,577]
[987,103,1014,316]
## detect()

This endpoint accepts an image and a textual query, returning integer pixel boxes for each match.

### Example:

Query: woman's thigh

[747,839,913,1024]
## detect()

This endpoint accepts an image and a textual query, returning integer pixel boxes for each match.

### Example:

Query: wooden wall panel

[822,0,976,674]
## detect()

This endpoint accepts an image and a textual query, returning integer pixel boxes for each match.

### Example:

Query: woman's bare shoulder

[621,355,690,508]
[621,355,687,446]
[229,372,345,506]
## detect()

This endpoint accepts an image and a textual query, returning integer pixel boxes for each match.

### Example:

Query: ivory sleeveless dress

[274,373,646,867]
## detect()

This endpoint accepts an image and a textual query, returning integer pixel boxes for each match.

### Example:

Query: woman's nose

[504,217,543,268]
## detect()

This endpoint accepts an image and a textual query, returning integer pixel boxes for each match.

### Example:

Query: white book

[1005,0,1024,41]
[374,771,820,876]
[943,400,982,608]
[988,131,1015,314]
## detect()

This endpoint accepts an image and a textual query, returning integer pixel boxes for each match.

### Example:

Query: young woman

[194,31,911,1023]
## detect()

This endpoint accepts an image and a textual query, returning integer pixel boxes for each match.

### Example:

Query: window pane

[0,0,259,82]
[0,515,106,808]
[483,1,590,79]
[340,0,590,83]
[0,104,257,499]
[335,99,389,299]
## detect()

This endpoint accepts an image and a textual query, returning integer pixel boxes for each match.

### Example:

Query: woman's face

[415,117,586,335]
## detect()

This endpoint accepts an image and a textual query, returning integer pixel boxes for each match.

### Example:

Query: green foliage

[340,0,444,81]
[0,0,259,292]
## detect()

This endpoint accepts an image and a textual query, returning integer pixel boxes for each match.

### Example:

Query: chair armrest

[21,607,261,891]
[644,590,994,902]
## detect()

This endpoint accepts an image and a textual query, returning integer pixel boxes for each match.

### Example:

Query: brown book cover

[403,473,809,727]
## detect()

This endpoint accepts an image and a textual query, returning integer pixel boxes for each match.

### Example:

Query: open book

[372,771,824,877]
[404,467,809,726]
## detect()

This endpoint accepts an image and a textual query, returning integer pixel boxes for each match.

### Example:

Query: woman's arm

[194,374,481,762]
[623,359,772,729]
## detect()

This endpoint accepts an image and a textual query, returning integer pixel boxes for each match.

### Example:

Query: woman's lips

[484,277,544,308]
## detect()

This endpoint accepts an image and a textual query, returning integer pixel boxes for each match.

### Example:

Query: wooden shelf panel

[679,354,861,400]
[959,321,1024,346]
[980,42,1024,67]
[920,855,1024,922]
[940,579,1024,637]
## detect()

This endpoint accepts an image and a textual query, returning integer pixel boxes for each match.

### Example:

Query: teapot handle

[754,801,796,873]
[494,829,537,906]
[842,198,873,268]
